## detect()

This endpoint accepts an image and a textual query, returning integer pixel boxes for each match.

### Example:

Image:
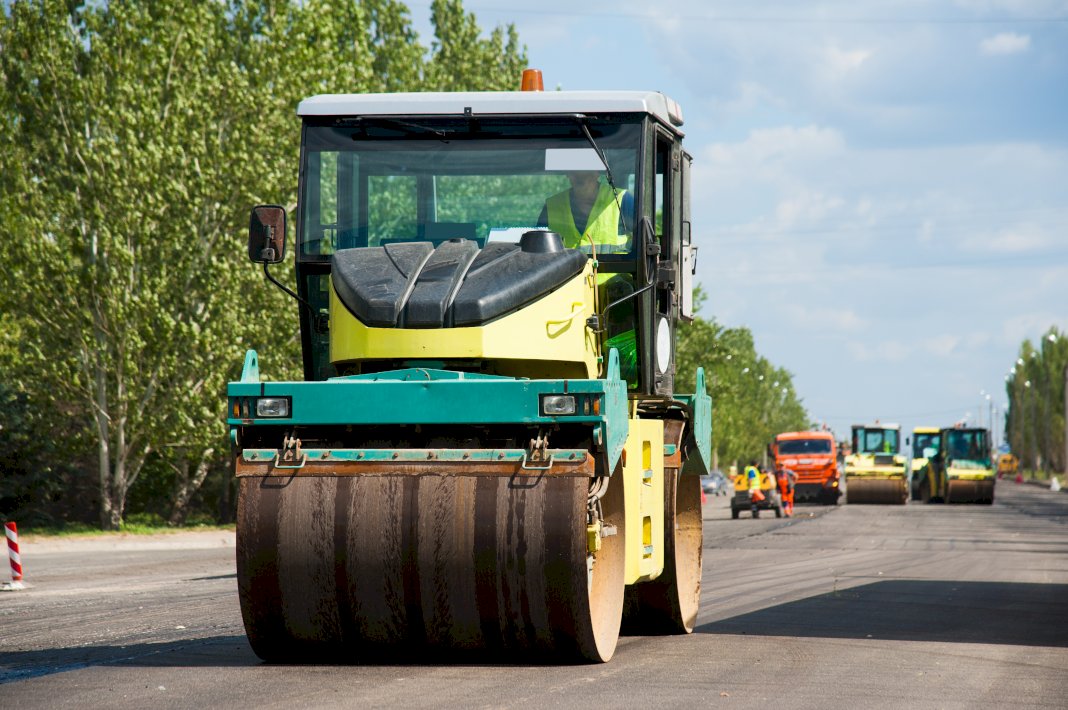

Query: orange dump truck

[770,431,841,505]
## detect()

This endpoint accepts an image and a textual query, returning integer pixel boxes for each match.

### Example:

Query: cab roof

[913,426,940,433]
[775,431,835,440]
[297,90,684,135]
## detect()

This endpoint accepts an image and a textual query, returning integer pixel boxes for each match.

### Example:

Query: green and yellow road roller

[227,78,711,663]
[844,423,907,504]
[920,426,995,504]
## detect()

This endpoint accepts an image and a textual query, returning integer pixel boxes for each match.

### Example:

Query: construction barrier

[3,522,23,591]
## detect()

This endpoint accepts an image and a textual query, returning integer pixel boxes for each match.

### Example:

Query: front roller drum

[846,478,907,505]
[946,479,995,505]
[237,471,626,663]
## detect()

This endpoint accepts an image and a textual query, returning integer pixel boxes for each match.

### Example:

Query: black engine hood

[330,235,588,328]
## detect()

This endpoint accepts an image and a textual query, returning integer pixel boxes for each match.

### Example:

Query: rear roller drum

[621,468,703,635]
[236,470,626,663]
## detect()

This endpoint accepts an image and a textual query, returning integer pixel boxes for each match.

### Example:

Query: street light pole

[986,394,992,438]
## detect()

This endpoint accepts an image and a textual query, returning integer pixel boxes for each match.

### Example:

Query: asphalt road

[1,481,1066,709]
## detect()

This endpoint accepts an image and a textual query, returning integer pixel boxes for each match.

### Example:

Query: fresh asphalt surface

[1,481,1066,709]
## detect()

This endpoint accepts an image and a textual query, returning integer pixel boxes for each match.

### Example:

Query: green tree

[675,289,808,467]
[425,0,526,90]
[1005,327,1066,473]
[0,0,527,528]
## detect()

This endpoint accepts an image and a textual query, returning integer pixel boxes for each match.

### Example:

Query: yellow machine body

[622,418,665,583]
[910,426,939,476]
[330,263,600,380]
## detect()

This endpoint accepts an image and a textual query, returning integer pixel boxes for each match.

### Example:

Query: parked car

[702,470,730,497]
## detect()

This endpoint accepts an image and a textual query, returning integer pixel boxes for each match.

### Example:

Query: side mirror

[249,205,286,264]
[679,244,697,322]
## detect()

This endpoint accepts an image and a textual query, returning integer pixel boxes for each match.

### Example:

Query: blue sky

[411,0,1068,443]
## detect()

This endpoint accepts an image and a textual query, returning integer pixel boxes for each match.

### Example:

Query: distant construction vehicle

[909,426,940,501]
[769,431,840,504]
[919,427,995,504]
[844,423,907,504]
[997,451,1019,478]
[730,465,783,519]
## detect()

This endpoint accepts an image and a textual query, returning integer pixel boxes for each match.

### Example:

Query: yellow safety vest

[545,182,628,250]
[745,466,761,491]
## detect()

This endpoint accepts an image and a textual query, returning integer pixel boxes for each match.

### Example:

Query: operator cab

[251,90,694,399]
[852,425,901,456]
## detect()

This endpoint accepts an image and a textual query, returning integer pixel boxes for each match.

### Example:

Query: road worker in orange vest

[777,467,797,517]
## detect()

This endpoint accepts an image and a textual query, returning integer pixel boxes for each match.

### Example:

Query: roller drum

[621,470,702,634]
[846,478,907,505]
[945,479,995,505]
[237,470,625,663]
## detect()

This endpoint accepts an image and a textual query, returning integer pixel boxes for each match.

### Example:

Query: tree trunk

[217,455,236,524]
[169,447,215,526]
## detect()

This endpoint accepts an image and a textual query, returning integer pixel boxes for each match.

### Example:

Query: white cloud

[924,335,961,358]
[703,125,846,181]
[716,81,785,116]
[982,223,1057,253]
[846,340,912,363]
[826,46,874,73]
[980,32,1031,56]
[784,304,866,333]
[774,191,846,227]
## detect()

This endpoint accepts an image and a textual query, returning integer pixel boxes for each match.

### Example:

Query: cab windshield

[295,117,647,381]
[913,433,939,458]
[298,118,641,259]
[778,439,832,455]
[854,428,899,454]
[946,430,989,463]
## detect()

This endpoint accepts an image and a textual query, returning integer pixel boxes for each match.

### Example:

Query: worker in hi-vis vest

[745,461,765,504]
[537,171,633,252]
[539,170,638,384]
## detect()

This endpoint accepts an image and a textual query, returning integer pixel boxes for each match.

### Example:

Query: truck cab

[771,431,840,504]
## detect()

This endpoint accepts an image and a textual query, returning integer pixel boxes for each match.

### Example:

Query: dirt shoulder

[16,528,236,554]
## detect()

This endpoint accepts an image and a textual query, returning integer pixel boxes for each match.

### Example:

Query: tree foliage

[0,0,807,526]
[676,289,809,467]
[0,0,526,528]
[1004,327,1067,473]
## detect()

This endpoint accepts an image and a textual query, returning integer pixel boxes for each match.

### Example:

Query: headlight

[541,394,576,416]
[255,397,290,418]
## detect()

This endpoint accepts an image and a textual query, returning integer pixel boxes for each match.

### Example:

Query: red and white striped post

[4,522,24,590]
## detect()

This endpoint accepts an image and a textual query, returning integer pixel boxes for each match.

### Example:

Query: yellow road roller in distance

[844,423,907,504]
[227,78,711,663]
[909,426,940,501]
[925,426,995,504]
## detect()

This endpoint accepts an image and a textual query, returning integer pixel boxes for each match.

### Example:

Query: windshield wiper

[349,117,451,140]
[577,121,616,188]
